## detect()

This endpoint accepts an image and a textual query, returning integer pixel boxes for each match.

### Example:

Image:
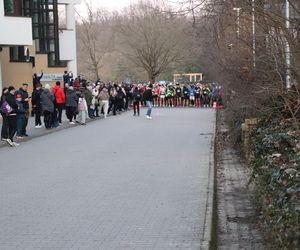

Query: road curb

[200,110,217,249]
[0,112,121,149]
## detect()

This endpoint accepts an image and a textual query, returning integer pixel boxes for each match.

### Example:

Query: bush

[250,96,300,249]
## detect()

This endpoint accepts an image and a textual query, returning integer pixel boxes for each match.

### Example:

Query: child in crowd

[16,94,25,139]
[77,93,88,125]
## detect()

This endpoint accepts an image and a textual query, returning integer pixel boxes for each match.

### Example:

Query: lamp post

[233,7,241,39]
[252,0,256,72]
[285,0,291,89]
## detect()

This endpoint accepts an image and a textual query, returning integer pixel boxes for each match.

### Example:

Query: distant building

[173,73,203,83]
[0,0,80,92]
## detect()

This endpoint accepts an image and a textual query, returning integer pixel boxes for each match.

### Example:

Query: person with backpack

[1,86,18,146]
[31,84,43,128]
[132,86,142,116]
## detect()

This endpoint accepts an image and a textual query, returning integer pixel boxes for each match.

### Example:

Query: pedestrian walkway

[0,115,101,148]
[216,112,264,250]
[0,108,215,250]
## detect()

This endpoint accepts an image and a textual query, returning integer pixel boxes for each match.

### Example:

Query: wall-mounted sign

[40,74,63,82]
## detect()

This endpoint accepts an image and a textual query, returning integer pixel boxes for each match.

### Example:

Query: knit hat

[45,84,51,90]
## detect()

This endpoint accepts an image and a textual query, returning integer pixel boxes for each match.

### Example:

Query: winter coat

[40,89,54,113]
[132,89,142,101]
[65,89,78,107]
[83,89,93,106]
[78,97,88,112]
[98,88,110,101]
[4,92,18,115]
[15,88,29,111]
[144,88,153,102]
[52,85,66,104]
[31,88,43,109]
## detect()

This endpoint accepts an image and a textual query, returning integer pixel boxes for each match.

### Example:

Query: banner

[40,74,63,82]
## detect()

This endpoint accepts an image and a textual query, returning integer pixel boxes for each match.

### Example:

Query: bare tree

[115,1,187,83]
[76,2,115,80]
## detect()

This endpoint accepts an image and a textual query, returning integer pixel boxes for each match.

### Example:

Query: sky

[76,0,182,16]
[76,0,139,13]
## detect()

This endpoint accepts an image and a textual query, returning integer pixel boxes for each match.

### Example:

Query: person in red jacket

[52,81,66,125]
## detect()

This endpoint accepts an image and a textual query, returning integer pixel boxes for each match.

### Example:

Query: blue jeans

[16,114,25,136]
[146,101,152,117]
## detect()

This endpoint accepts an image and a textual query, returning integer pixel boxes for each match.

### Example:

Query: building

[0,0,80,93]
[173,73,203,83]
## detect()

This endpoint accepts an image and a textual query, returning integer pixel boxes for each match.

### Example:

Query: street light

[252,0,256,72]
[233,7,241,38]
[285,0,291,89]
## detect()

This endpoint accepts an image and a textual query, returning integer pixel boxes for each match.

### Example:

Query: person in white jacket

[76,93,88,125]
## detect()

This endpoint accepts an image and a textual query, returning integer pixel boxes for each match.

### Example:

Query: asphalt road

[0,108,215,250]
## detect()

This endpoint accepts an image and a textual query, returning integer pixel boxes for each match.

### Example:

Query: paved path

[0,108,215,250]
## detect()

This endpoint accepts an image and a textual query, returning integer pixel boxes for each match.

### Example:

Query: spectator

[132,86,141,116]
[109,85,117,116]
[33,70,43,90]
[98,84,110,119]
[2,86,18,146]
[15,83,30,137]
[63,71,73,85]
[76,93,88,125]
[83,85,93,119]
[16,94,26,139]
[31,84,43,128]
[65,86,78,124]
[40,84,55,129]
[52,81,66,125]
[74,78,80,89]
[0,88,9,141]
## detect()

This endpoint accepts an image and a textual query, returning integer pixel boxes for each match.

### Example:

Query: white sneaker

[69,122,75,125]
[13,142,20,147]
[4,139,14,147]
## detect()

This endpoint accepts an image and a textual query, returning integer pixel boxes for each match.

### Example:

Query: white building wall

[0,1,32,46]
[0,0,32,92]
[58,0,80,77]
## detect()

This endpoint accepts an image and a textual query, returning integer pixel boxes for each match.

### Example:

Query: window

[4,0,23,16]
[29,0,62,66]
[10,46,26,62]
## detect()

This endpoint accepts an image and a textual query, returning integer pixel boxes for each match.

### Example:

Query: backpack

[135,92,141,99]
[1,100,13,116]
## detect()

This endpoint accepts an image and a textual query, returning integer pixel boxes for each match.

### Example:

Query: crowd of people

[0,72,222,147]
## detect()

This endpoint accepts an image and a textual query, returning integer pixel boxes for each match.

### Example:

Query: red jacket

[52,85,66,104]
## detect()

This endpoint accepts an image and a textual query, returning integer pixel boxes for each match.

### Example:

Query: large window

[22,0,63,67]
[10,46,26,62]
